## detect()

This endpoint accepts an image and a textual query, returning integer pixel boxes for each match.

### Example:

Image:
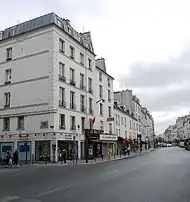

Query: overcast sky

[1,0,190,133]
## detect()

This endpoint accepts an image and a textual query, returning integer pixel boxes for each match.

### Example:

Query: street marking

[0,196,20,202]
[37,183,78,197]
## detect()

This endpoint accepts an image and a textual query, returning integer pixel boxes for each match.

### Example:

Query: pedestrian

[6,150,10,166]
[127,146,130,156]
[62,149,67,164]
[13,150,18,166]
[59,151,63,165]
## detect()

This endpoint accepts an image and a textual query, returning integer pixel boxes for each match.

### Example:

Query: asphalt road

[0,147,190,202]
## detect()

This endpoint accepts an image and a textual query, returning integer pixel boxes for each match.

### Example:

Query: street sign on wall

[100,134,118,141]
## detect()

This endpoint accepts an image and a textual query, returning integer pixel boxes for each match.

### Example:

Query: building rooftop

[0,12,94,54]
[95,58,114,80]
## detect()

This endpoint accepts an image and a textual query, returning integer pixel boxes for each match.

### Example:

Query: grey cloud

[119,44,190,88]
[138,87,190,112]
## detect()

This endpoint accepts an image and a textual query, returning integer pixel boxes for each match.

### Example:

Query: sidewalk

[0,148,155,169]
[29,148,155,167]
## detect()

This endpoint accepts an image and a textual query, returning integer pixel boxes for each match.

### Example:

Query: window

[70,91,75,109]
[59,114,65,129]
[70,68,75,86]
[118,115,120,126]
[125,118,126,127]
[70,116,76,130]
[81,117,85,133]
[80,73,84,89]
[100,103,103,115]
[99,85,103,98]
[80,94,85,112]
[125,130,127,137]
[108,78,110,87]
[59,39,65,53]
[100,120,104,130]
[5,69,11,84]
[88,58,92,70]
[17,116,24,130]
[88,77,93,93]
[109,123,112,134]
[89,97,93,114]
[6,47,12,61]
[121,117,123,125]
[59,87,65,107]
[4,92,10,107]
[108,90,111,102]
[116,114,118,125]
[130,120,132,129]
[99,72,102,82]
[80,52,84,65]
[108,106,111,118]
[59,62,65,77]
[3,117,10,131]
[70,46,75,59]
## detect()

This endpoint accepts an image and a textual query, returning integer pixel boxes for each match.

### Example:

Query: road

[0,147,190,202]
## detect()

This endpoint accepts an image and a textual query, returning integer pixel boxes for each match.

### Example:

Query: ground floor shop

[0,132,118,163]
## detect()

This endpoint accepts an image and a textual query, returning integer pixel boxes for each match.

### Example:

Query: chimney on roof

[66,19,70,25]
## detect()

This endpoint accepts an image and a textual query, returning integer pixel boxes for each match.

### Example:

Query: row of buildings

[163,114,190,142]
[0,13,155,162]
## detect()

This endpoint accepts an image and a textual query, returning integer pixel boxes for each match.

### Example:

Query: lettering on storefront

[100,134,118,141]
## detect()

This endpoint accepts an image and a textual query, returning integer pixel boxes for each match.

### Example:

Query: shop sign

[100,134,118,141]
[65,134,73,140]
[19,134,28,140]
[107,117,115,122]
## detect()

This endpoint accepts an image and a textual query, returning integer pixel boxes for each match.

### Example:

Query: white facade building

[95,58,114,134]
[114,102,138,140]
[0,13,118,162]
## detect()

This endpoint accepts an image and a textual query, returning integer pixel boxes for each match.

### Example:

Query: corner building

[0,13,110,162]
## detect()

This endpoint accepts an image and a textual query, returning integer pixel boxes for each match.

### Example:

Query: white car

[167,143,172,147]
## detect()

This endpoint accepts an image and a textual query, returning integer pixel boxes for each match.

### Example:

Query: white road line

[37,183,77,197]
[0,196,20,202]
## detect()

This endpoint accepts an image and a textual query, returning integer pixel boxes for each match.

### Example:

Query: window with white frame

[6,47,12,60]
[59,114,65,129]
[4,92,10,107]
[80,52,84,65]
[5,69,11,83]
[70,46,75,59]
[59,62,65,77]
[3,117,10,131]
[59,39,65,53]
[17,116,24,130]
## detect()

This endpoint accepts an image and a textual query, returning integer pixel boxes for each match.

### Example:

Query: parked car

[167,143,172,147]
[162,143,167,147]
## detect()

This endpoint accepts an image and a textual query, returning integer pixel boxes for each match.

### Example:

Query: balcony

[70,125,76,130]
[88,88,93,94]
[4,81,11,85]
[80,84,86,90]
[89,108,93,115]
[59,125,66,130]
[70,103,76,110]
[70,79,76,86]
[59,100,66,108]
[59,75,66,82]
[81,105,86,113]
